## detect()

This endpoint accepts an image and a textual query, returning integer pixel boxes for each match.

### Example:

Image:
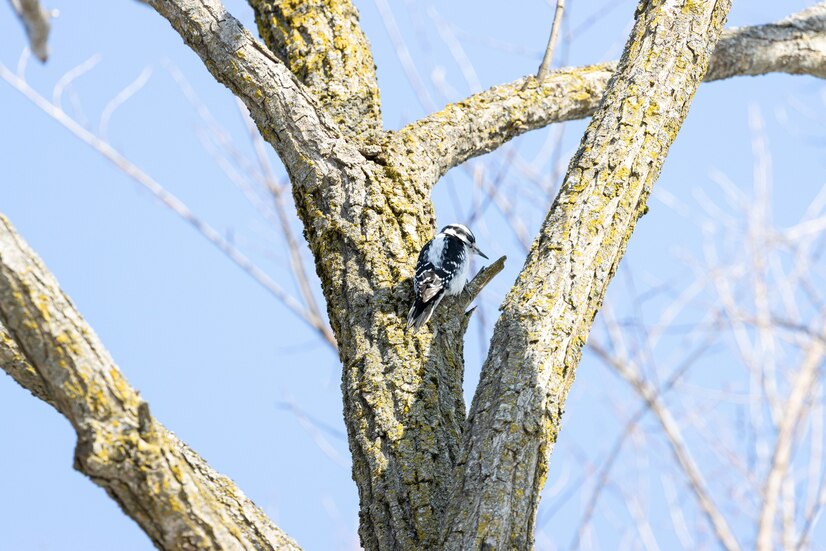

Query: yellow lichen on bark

[0,215,303,551]
[441,1,733,549]
[249,0,382,137]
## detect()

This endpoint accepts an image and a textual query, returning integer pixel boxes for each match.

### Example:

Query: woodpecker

[406,223,488,331]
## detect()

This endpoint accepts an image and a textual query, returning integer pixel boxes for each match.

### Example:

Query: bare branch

[99,66,152,139]
[0,215,302,551]
[463,255,507,307]
[757,318,826,551]
[373,0,436,113]
[590,342,741,551]
[236,102,328,328]
[138,0,361,189]
[797,466,826,550]
[536,0,565,81]
[707,3,826,81]
[393,62,613,186]
[9,0,52,62]
[0,62,337,349]
[52,54,101,110]
[398,2,826,184]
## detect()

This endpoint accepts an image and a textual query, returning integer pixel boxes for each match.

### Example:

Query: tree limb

[440,0,733,548]
[464,255,507,307]
[139,0,360,190]
[0,214,302,551]
[707,2,826,82]
[398,2,826,184]
[9,0,52,62]
[247,0,382,138]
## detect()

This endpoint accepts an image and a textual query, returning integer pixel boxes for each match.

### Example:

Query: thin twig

[756,317,826,551]
[537,0,565,80]
[590,342,741,551]
[373,0,435,113]
[99,66,152,139]
[463,255,506,307]
[0,62,337,350]
[275,399,349,468]
[797,460,826,550]
[52,54,101,110]
[236,100,327,326]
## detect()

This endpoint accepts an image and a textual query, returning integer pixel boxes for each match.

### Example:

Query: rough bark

[0,215,302,551]
[140,2,468,547]
[707,3,826,82]
[397,2,826,183]
[3,0,826,549]
[247,0,382,138]
[439,0,733,548]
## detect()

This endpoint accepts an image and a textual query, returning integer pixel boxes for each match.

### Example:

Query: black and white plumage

[406,223,488,331]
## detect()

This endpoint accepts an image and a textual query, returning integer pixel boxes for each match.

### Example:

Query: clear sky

[1,1,824,549]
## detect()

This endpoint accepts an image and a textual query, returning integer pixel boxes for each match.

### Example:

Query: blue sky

[1,1,824,549]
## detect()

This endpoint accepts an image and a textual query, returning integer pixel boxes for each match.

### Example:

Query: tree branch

[440,0,733,548]
[0,61,338,350]
[463,255,507,307]
[398,2,826,184]
[9,0,52,62]
[590,342,741,551]
[756,317,826,551]
[247,0,382,138]
[707,3,826,82]
[139,0,361,191]
[536,0,565,81]
[0,214,302,551]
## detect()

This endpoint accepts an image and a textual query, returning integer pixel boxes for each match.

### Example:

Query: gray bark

[440,0,733,547]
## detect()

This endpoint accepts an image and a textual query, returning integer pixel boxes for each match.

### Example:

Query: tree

[2,0,825,549]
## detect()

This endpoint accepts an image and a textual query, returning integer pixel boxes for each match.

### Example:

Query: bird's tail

[406,298,439,332]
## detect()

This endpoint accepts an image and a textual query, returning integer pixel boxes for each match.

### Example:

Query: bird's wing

[417,269,444,303]
[413,241,431,293]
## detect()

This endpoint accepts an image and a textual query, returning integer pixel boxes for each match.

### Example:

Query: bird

[406,223,488,332]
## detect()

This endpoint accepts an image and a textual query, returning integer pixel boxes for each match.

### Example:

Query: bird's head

[440,223,489,259]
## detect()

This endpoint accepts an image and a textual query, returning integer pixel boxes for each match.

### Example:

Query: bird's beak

[475,246,489,260]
